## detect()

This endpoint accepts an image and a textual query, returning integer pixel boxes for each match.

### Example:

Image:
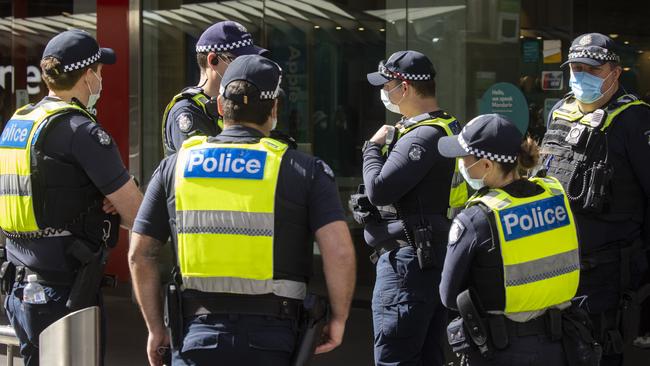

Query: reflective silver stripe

[481,192,511,209]
[182,277,306,300]
[505,249,580,287]
[0,175,31,196]
[177,210,274,236]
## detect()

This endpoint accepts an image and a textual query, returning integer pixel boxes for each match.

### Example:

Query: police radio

[583,160,613,213]
[414,225,436,270]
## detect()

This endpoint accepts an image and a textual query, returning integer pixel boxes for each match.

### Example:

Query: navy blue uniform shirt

[134,125,345,245]
[440,179,544,310]
[362,111,455,248]
[164,97,219,156]
[546,88,650,312]
[6,97,130,272]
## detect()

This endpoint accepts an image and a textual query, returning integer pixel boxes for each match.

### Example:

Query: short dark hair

[409,79,436,98]
[196,52,236,70]
[221,80,275,125]
[40,57,98,91]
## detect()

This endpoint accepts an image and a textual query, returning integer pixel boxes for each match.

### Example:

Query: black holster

[562,305,602,366]
[291,294,329,366]
[455,289,492,358]
[66,239,109,311]
[164,282,183,350]
[348,185,382,225]
[0,260,15,295]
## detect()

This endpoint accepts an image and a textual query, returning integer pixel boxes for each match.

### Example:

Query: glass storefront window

[0,1,97,125]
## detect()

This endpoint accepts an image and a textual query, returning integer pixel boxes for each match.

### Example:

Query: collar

[219,125,266,138]
[401,110,445,128]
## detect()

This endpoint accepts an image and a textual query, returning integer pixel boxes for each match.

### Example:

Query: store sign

[541,71,564,90]
[479,82,529,135]
[0,65,43,95]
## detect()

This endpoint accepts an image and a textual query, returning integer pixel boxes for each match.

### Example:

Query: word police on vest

[0,120,35,149]
[184,147,267,180]
[499,195,570,241]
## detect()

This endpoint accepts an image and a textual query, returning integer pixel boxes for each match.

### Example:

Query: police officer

[362,50,467,365]
[540,33,650,366]
[438,114,586,365]
[129,55,356,366]
[161,20,267,156]
[0,29,143,365]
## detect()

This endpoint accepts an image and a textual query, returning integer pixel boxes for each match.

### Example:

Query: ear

[272,99,279,118]
[216,94,224,116]
[207,53,218,70]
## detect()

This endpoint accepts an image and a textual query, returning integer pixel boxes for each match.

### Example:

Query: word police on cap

[184,148,266,180]
[500,196,570,241]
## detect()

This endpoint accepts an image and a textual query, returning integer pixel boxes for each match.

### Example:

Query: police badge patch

[448,219,465,246]
[176,113,194,133]
[408,144,425,161]
[94,128,112,146]
[318,160,335,180]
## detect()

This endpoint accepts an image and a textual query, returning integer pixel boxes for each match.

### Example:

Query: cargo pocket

[180,316,229,354]
[248,329,296,354]
[380,300,430,339]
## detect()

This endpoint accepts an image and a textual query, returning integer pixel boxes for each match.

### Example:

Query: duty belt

[369,240,411,264]
[14,265,75,286]
[2,228,72,240]
[182,293,302,320]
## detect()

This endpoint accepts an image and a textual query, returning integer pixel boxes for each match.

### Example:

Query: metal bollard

[39,306,100,366]
[0,325,19,366]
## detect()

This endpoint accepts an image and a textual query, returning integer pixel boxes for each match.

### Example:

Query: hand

[102,197,118,215]
[314,317,346,354]
[147,328,170,366]
[369,125,392,145]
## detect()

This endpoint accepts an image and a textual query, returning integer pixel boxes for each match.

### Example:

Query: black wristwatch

[362,140,381,153]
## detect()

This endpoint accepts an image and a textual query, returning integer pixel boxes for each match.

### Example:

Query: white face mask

[380,83,404,114]
[271,117,278,130]
[458,158,488,190]
[86,69,102,113]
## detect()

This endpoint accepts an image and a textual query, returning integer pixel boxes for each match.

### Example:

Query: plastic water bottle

[23,274,47,304]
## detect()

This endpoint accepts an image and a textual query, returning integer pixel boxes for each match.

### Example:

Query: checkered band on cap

[457,134,517,163]
[568,49,620,63]
[196,38,253,53]
[379,63,432,81]
[62,50,101,72]
[260,73,282,100]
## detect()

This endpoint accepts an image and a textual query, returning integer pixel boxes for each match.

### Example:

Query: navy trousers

[372,246,447,366]
[4,282,71,366]
[4,282,104,366]
[172,313,298,366]
[467,333,567,366]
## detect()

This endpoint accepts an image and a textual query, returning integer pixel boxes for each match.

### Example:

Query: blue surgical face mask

[458,158,487,190]
[569,69,614,104]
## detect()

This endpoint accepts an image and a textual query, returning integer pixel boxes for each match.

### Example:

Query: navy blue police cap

[196,21,267,57]
[438,114,523,163]
[42,29,115,74]
[220,55,281,104]
[561,33,620,68]
[367,50,436,86]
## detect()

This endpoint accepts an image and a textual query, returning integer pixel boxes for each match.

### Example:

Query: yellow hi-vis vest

[551,94,649,132]
[383,114,468,217]
[161,88,224,154]
[174,135,306,300]
[467,177,580,313]
[0,100,91,235]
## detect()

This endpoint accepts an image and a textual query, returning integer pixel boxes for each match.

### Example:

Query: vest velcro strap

[182,293,301,320]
